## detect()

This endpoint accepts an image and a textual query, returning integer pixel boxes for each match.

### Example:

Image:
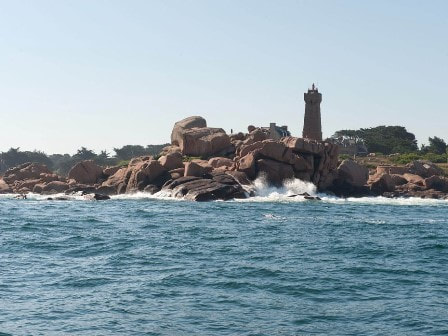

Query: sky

[0,0,447,154]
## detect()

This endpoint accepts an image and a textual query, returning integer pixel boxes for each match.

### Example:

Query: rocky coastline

[1,116,447,201]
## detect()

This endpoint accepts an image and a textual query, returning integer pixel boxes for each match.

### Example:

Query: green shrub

[422,153,447,163]
[390,153,421,164]
[390,152,447,164]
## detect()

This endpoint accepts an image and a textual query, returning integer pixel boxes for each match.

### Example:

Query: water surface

[1,188,448,335]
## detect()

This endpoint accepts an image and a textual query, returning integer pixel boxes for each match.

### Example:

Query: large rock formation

[100,156,170,194]
[68,160,104,185]
[158,152,183,171]
[161,172,246,201]
[2,163,61,194]
[234,137,339,189]
[179,128,231,157]
[3,115,447,201]
[329,159,370,196]
[170,116,232,158]
[3,163,52,185]
[336,160,369,188]
[364,162,448,199]
[406,160,444,178]
[125,159,168,193]
[171,116,207,146]
[369,173,395,194]
[0,179,12,194]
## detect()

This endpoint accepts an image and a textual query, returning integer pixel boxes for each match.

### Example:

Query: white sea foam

[111,190,181,201]
[0,192,86,201]
[235,176,448,206]
[320,195,448,206]
[0,190,180,202]
[237,175,318,203]
[1,178,447,206]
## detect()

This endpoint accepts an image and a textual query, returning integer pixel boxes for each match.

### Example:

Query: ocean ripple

[0,196,447,335]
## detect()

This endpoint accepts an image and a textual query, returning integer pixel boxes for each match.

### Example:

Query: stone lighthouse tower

[302,83,322,141]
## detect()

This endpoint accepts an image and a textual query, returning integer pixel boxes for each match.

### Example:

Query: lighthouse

[302,84,322,141]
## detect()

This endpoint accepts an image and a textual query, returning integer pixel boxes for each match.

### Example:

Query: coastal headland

[1,115,447,201]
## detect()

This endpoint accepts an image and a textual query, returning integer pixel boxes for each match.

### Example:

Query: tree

[95,150,111,166]
[422,136,447,155]
[0,148,53,173]
[73,147,96,160]
[113,145,148,160]
[145,144,170,156]
[332,126,418,154]
[332,130,363,143]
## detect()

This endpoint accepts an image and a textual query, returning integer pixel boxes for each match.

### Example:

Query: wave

[1,177,447,206]
[236,176,448,206]
[111,190,182,201]
[237,175,317,203]
[321,195,448,206]
[0,192,85,201]
[0,191,181,202]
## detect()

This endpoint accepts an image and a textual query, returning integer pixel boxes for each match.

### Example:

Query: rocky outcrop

[159,145,182,157]
[282,136,325,155]
[3,115,446,201]
[234,138,339,188]
[364,162,448,199]
[158,152,183,171]
[68,160,104,185]
[208,157,233,169]
[184,161,212,177]
[328,159,370,197]
[179,128,232,157]
[41,181,70,193]
[424,175,448,192]
[2,163,62,194]
[257,159,294,186]
[162,172,247,201]
[103,165,122,177]
[99,156,170,194]
[101,167,128,192]
[171,116,207,146]
[369,173,395,194]
[336,160,369,187]
[125,158,169,193]
[407,160,444,178]
[170,116,232,158]
[402,173,425,186]
[390,174,408,186]
[3,163,51,185]
[0,179,12,194]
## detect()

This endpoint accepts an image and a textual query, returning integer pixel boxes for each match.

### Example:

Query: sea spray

[237,175,318,202]
[238,176,448,206]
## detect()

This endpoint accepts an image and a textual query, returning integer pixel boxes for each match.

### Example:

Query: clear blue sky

[1,0,447,154]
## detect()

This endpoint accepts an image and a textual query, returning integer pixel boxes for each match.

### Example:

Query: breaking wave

[236,176,448,206]
[237,175,317,202]
[0,191,179,202]
[1,178,447,206]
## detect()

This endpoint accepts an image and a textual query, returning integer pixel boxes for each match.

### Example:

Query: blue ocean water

[1,188,448,335]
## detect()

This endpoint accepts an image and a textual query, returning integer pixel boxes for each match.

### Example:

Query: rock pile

[1,116,446,201]
[367,160,448,199]
[233,137,339,189]
[2,163,67,194]
[168,116,232,157]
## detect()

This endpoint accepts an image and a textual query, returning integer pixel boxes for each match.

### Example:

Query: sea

[1,178,448,335]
